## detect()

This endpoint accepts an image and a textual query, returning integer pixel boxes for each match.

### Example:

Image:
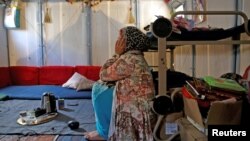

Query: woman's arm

[102,54,119,69]
[100,56,134,82]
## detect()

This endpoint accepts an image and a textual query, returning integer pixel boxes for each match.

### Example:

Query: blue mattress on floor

[0,85,92,100]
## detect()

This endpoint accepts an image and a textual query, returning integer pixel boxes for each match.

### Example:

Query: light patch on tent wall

[4,5,20,29]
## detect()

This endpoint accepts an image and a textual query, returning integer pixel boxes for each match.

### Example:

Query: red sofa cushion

[0,67,11,88]
[9,66,39,85]
[39,66,75,85]
[75,66,101,81]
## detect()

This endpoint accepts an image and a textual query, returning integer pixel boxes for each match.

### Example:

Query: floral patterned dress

[100,50,156,141]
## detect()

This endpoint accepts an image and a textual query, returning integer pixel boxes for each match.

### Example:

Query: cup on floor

[58,99,65,110]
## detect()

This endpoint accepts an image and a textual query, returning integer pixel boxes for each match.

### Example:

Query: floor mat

[0,99,96,135]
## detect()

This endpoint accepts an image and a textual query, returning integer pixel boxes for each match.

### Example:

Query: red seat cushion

[39,66,75,85]
[75,66,101,81]
[10,66,39,85]
[0,67,11,88]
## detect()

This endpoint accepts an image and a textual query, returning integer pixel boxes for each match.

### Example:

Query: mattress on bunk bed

[146,19,250,49]
[0,85,92,99]
[151,70,193,90]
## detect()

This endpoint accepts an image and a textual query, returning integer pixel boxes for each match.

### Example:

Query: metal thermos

[41,92,57,113]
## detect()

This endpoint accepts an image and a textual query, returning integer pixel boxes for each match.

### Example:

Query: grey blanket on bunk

[0,99,96,135]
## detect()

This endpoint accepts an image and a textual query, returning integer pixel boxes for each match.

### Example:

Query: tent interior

[0,0,250,141]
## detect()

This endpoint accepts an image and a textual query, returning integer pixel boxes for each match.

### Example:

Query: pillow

[62,72,95,91]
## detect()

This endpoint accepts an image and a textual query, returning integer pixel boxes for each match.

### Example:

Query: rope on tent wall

[44,0,51,23]
[128,0,135,24]
[43,0,53,65]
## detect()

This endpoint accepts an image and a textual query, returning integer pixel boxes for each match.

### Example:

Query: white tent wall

[1,0,250,77]
[5,0,168,66]
[0,7,8,67]
[7,1,89,66]
[91,1,130,66]
[91,0,169,66]
[7,2,40,66]
[43,2,89,65]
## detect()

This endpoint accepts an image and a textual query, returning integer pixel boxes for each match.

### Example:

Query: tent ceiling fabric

[14,0,115,7]
[65,0,115,7]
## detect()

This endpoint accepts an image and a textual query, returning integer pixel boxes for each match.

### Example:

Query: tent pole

[39,0,44,66]
[232,0,242,73]
[86,4,92,65]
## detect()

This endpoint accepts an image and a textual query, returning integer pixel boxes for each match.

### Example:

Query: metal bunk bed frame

[151,11,250,141]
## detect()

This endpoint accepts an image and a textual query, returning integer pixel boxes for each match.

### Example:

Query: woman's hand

[115,36,126,55]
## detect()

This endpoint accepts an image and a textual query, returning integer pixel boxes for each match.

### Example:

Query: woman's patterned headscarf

[121,26,150,52]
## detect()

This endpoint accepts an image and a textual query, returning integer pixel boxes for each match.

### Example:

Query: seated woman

[84,26,156,141]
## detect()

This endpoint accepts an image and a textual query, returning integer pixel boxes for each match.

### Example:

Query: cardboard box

[177,118,207,141]
[159,111,183,139]
[183,93,242,134]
